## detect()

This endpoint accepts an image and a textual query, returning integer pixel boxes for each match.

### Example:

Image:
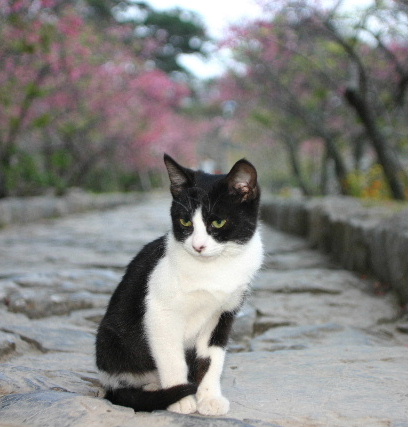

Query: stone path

[0,195,407,427]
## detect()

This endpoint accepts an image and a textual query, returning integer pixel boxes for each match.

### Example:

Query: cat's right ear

[226,158,259,202]
[164,154,194,197]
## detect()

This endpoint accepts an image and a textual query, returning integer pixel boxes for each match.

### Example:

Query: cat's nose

[193,244,206,253]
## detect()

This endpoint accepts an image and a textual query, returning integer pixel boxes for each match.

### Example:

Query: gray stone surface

[0,195,407,427]
[0,331,17,358]
[261,196,408,304]
[0,189,141,227]
[224,348,408,427]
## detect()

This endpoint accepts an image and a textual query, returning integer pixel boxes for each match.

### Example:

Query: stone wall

[261,196,408,305]
[0,189,141,227]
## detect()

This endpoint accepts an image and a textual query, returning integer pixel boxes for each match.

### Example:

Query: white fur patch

[99,370,159,389]
[144,222,263,390]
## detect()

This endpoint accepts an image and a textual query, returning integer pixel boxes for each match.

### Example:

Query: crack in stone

[0,328,47,354]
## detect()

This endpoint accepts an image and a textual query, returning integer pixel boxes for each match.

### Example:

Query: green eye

[212,219,227,229]
[180,218,192,227]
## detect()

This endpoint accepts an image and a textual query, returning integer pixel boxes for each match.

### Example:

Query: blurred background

[1,0,407,200]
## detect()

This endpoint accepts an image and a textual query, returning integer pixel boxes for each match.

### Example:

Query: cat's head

[164,154,260,258]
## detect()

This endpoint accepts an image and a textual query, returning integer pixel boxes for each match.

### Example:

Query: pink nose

[193,245,206,253]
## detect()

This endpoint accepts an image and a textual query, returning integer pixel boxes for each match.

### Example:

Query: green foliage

[32,114,52,129]
[251,110,273,127]
[51,150,73,171]
[6,152,47,196]
[82,167,144,193]
[345,164,392,200]
[135,6,208,73]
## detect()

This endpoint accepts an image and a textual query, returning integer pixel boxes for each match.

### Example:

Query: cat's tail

[105,383,197,412]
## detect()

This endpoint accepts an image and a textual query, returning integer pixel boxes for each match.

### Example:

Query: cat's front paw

[197,395,230,416]
[167,395,197,414]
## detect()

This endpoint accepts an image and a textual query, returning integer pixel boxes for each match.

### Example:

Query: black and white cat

[96,154,263,416]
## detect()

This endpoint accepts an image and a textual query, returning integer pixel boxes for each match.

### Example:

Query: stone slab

[261,196,408,305]
[1,196,407,427]
[251,269,400,330]
[1,325,95,353]
[1,347,407,427]
[0,331,17,358]
[0,391,281,427]
[224,348,408,427]
[0,364,98,397]
[250,323,394,351]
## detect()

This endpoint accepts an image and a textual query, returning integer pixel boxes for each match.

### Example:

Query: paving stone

[230,303,257,350]
[2,346,406,427]
[0,196,407,427]
[254,268,371,293]
[262,249,335,271]
[0,364,98,396]
[13,269,121,292]
[60,307,106,328]
[0,200,171,275]
[11,351,96,373]
[396,322,408,334]
[224,348,408,427]
[0,331,17,358]
[0,391,281,427]
[0,280,20,301]
[261,226,308,256]
[251,290,400,331]
[9,287,108,319]
[6,288,109,319]
[2,325,95,353]
[250,323,394,352]
[251,270,400,331]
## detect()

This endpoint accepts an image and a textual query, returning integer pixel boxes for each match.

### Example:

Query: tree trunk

[323,136,349,195]
[345,88,406,200]
[0,167,8,198]
[0,146,13,198]
[320,149,329,195]
[138,170,152,192]
[283,137,313,196]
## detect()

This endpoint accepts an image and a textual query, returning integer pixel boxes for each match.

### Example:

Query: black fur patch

[96,236,166,374]
[209,311,236,348]
[105,383,197,412]
[186,349,211,384]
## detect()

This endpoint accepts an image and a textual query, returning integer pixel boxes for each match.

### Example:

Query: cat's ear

[164,154,194,197]
[226,159,259,202]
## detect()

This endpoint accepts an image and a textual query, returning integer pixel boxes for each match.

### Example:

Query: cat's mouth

[186,245,223,259]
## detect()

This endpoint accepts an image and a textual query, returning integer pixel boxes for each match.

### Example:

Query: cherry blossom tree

[0,0,202,196]
[214,0,408,199]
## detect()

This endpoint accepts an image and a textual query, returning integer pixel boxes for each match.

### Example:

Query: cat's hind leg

[99,370,197,412]
[99,370,160,390]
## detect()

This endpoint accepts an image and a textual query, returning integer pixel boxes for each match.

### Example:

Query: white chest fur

[145,228,263,345]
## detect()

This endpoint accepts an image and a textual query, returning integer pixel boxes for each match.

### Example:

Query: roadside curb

[0,190,141,227]
[261,196,408,305]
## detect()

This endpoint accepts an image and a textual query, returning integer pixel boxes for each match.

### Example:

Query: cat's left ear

[164,154,194,197]
[226,159,259,202]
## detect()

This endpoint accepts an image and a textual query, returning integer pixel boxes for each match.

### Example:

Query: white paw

[167,395,197,414]
[197,395,230,416]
